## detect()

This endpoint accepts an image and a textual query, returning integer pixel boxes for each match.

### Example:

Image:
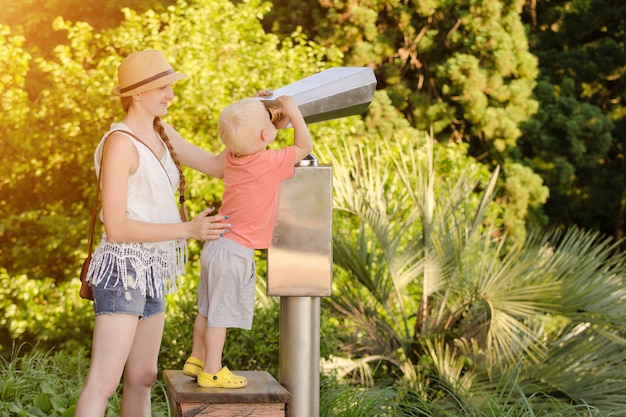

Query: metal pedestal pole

[279,296,320,417]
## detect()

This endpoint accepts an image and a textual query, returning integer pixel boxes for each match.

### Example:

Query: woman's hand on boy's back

[187,207,231,241]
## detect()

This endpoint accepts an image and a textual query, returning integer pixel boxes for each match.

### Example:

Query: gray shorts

[198,238,256,329]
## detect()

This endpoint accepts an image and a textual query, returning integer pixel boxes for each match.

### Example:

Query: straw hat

[114,50,187,97]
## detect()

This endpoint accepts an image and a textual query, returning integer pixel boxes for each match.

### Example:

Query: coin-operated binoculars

[261,66,377,127]
[261,67,376,417]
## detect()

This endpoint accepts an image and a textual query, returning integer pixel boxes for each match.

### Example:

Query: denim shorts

[92,264,166,320]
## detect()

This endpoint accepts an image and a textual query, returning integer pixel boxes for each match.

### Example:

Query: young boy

[183,95,313,388]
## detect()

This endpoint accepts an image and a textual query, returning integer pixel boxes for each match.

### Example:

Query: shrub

[0,269,94,355]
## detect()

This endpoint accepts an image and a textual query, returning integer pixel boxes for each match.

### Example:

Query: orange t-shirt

[220,146,297,249]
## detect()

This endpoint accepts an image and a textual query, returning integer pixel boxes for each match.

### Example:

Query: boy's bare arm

[276,96,313,163]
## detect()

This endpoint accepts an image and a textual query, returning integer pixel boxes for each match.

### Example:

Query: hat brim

[114,72,187,97]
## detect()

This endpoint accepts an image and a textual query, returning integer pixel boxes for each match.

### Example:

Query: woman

[74,49,230,416]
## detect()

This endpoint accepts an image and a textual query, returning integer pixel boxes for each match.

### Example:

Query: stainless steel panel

[267,164,332,297]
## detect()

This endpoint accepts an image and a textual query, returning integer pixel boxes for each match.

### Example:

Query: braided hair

[154,117,188,222]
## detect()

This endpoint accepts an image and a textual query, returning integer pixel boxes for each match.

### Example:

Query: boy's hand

[254,89,274,98]
[274,95,312,162]
[275,96,303,122]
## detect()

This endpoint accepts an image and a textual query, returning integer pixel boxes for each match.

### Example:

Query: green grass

[0,346,613,417]
[319,377,610,417]
[0,345,169,417]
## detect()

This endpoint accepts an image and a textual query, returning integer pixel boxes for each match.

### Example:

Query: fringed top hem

[86,238,187,298]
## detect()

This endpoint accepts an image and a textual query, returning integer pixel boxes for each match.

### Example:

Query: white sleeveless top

[86,122,187,298]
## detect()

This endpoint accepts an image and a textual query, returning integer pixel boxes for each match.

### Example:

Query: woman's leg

[120,311,165,417]
[74,314,139,417]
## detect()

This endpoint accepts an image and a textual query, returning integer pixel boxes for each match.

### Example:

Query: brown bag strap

[110,129,186,218]
[110,129,173,187]
[86,170,100,258]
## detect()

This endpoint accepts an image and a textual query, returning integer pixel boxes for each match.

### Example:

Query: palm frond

[424,337,475,393]
[527,324,626,412]
[321,133,626,415]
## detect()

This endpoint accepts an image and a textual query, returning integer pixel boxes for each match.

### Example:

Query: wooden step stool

[163,370,290,417]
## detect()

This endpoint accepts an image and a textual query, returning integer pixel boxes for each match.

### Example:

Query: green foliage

[318,370,609,417]
[0,347,86,417]
[0,348,609,417]
[295,0,544,129]
[0,26,30,136]
[265,0,547,242]
[322,132,626,414]
[0,19,112,281]
[0,27,89,280]
[0,347,170,417]
[500,160,550,236]
[320,379,406,416]
[0,268,93,355]
[0,0,176,56]
[519,0,626,240]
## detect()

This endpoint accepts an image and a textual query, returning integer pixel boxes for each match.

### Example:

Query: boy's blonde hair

[218,98,268,156]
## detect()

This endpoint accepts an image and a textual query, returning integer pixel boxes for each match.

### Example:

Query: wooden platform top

[163,370,290,404]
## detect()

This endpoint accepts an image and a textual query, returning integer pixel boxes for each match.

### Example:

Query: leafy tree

[517,78,615,230]
[264,0,547,239]
[0,0,176,56]
[0,25,91,282]
[519,0,626,242]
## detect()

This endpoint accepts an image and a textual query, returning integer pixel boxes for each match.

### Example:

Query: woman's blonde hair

[218,98,267,156]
